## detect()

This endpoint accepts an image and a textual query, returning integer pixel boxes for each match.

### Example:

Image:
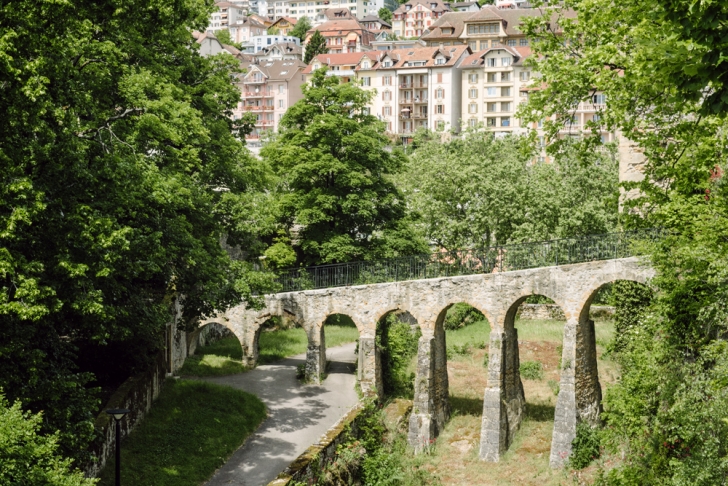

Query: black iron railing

[274,229,661,293]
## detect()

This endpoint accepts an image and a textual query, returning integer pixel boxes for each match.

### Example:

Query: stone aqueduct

[199,257,653,467]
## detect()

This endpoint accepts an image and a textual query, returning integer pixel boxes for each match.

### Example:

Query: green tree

[0,0,275,463]
[378,7,393,23]
[402,129,618,250]
[520,1,728,482]
[261,69,427,265]
[0,393,96,485]
[215,28,242,49]
[304,30,329,64]
[289,16,312,42]
[267,26,280,35]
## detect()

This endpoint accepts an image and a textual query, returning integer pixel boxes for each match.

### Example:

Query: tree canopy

[261,69,427,265]
[520,0,728,481]
[289,16,312,41]
[304,30,329,64]
[378,8,393,23]
[0,0,274,463]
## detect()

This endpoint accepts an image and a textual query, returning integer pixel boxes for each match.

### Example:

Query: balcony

[412,112,428,119]
[400,99,414,105]
[244,78,266,84]
[244,91,273,98]
[244,105,274,111]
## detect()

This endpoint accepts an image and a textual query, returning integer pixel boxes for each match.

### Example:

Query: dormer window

[442,28,452,34]
[362,61,370,68]
[430,3,436,8]
[384,61,392,67]
[435,57,445,65]
[405,4,411,10]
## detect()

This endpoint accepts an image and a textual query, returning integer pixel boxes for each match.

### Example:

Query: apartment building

[255,42,304,61]
[249,34,301,53]
[360,45,470,139]
[208,2,249,31]
[460,46,611,160]
[228,16,267,44]
[392,0,451,38]
[303,51,379,84]
[269,16,298,35]
[234,60,307,143]
[304,18,376,53]
[449,1,479,12]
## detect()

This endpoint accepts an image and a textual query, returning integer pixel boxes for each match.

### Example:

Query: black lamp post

[106,408,130,486]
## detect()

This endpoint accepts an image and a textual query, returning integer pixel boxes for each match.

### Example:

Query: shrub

[0,393,96,486]
[520,361,544,380]
[443,303,485,330]
[378,314,420,398]
[569,422,601,469]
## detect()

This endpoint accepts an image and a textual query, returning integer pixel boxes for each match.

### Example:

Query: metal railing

[273,229,661,293]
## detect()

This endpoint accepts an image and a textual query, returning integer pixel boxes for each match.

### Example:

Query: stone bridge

[200,256,653,467]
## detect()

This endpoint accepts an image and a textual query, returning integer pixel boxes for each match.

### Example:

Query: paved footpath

[201,342,359,486]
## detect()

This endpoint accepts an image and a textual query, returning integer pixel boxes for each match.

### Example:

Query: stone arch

[304,311,362,385]
[189,320,240,357]
[480,293,567,462]
[577,276,652,324]
[410,301,491,452]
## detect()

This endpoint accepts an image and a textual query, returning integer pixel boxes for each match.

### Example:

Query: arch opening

[255,315,307,365]
[306,313,361,384]
[179,321,246,376]
[376,310,421,399]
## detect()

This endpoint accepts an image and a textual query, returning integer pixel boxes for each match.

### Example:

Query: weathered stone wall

[198,257,653,467]
[86,354,167,478]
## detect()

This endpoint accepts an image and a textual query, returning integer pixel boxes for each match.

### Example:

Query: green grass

[179,337,247,376]
[97,379,266,486]
[258,324,360,363]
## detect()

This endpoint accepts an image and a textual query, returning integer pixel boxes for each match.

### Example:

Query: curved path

[202,342,359,486]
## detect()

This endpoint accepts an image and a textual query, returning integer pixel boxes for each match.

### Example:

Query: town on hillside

[200,0,608,157]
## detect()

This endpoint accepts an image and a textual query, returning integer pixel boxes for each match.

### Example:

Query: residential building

[362,45,470,139]
[193,31,226,56]
[371,38,427,50]
[304,18,376,54]
[460,46,612,161]
[228,16,267,44]
[448,1,480,12]
[269,16,298,35]
[302,51,379,84]
[255,42,304,62]
[359,15,392,32]
[248,34,301,53]
[208,2,249,31]
[418,11,470,46]
[234,60,307,144]
[392,0,451,38]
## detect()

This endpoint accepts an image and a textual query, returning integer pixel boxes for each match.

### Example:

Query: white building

[360,45,470,140]
[249,34,301,53]
[208,2,249,31]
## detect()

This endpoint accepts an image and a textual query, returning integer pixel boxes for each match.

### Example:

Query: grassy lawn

[97,379,266,486]
[406,316,618,485]
[180,323,361,375]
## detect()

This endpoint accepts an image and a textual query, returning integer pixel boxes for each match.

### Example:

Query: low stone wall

[517,304,615,320]
[85,353,167,478]
[267,403,365,486]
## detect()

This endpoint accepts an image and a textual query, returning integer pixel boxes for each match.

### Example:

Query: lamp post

[106,408,130,486]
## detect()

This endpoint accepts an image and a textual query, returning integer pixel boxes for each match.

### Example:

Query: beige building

[362,45,470,140]
[234,60,307,144]
[209,2,250,31]
[304,18,376,54]
[392,0,451,38]
[228,16,267,44]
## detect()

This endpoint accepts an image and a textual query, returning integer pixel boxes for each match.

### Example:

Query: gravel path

[201,342,359,486]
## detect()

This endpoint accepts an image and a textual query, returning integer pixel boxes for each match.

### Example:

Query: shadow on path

[200,341,359,486]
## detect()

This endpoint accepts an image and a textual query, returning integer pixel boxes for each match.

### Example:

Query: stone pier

[305,325,327,384]
[358,336,383,397]
[479,327,525,462]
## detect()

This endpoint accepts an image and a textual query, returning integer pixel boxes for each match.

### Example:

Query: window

[507,39,516,46]
[468,103,477,114]
[279,114,283,121]
[519,38,529,46]
[519,71,530,81]
[501,87,510,96]
[437,120,445,130]
[486,58,496,67]
[468,88,478,98]
[469,41,477,51]
[469,118,477,127]
[468,73,478,83]
[501,102,511,112]
[487,117,496,127]
[467,23,499,34]
[435,104,444,114]
[384,61,392,67]
[382,90,391,101]
[383,106,392,116]
[279,100,284,108]
[486,87,497,97]
[501,57,512,66]
[383,76,392,86]
[435,88,444,98]
[435,57,445,65]
[487,102,497,112]
[362,61,370,69]
[437,73,443,83]
[501,117,510,127]
[501,72,510,81]
[278,84,284,93]
[487,72,497,82]
[592,94,606,105]
[592,114,601,122]
[362,77,371,86]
